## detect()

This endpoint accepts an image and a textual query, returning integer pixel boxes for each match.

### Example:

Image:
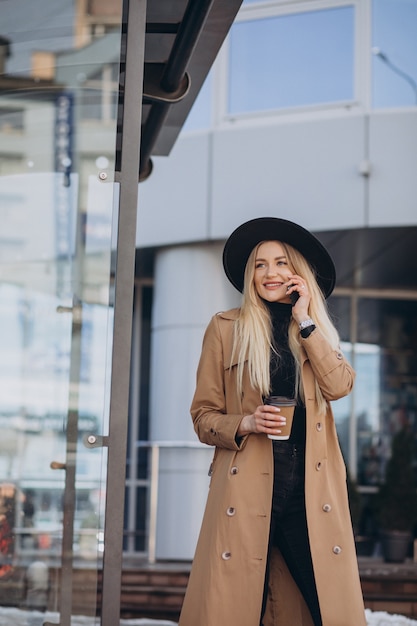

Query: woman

[179,217,366,626]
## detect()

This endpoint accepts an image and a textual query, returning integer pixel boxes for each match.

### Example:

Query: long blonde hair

[232,241,340,414]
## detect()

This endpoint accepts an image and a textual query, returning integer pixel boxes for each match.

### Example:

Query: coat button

[315,461,322,471]
[336,352,343,360]
[210,428,217,435]
[333,545,342,555]
[230,466,239,475]
[316,422,323,432]
[226,507,236,516]
[322,503,332,512]
[221,551,231,560]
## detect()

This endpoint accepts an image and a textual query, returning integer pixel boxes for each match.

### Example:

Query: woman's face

[253,241,294,303]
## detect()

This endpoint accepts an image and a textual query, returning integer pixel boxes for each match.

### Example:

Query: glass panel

[372,0,417,108]
[356,298,417,487]
[327,296,352,463]
[0,1,122,621]
[228,6,354,114]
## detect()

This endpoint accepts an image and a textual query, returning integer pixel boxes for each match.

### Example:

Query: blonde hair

[232,241,340,415]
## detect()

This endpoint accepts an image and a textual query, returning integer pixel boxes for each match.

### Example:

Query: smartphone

[289,288,300,306]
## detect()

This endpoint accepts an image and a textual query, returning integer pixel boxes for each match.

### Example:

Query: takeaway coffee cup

[264,396,296,440]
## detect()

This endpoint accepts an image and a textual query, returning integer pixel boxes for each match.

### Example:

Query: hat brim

[222,217,336,298]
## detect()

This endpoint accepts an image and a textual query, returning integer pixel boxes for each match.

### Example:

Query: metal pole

[373,47,417,105]
[100,0,147,624]
[349,291,359,481]
[147,445,160,564]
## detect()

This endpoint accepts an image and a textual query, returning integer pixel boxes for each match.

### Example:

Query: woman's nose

[266,265,276,276]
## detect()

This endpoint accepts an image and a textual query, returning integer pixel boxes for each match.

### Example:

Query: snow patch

[1,607,416,626]
[365,609,417,625]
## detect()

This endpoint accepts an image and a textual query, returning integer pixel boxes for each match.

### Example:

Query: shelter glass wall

[0,0,122,620]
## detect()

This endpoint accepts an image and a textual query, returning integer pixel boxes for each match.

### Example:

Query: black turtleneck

[263,300,306,445]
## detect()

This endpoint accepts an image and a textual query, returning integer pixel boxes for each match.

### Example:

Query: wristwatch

[299,318,315,330]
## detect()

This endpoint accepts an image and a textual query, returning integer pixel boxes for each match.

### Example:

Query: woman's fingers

[239,406,287,436]
[254,405,286,434]
[286,275,309,298]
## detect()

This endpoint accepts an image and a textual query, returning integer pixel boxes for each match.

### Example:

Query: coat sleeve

[190,315,247,450]
[301,327,355,401]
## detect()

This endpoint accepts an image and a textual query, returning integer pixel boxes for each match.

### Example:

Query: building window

[0,108,24,133]
[372,0,417,108]
[228,5,355,115]
[330,294,417,487]
[328,295,352,463]
[356,297,417,486]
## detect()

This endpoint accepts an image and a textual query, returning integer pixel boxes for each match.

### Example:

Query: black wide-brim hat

[222,217,336,298]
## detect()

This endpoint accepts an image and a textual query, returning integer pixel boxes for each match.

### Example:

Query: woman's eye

[277,260,287,266]
[255,263,265,269]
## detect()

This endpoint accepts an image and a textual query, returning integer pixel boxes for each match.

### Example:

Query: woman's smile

[263,281,284,289]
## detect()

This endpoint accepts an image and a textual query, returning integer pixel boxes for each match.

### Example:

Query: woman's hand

[237,404,287,437]
[285,274,311,325]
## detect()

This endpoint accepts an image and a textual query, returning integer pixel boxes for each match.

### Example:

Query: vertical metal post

[349,291,359,481]
[56,331,81,626]
[44,309,82,626]
[46,192,87,626]
[147,444,160,564]
[101,0,147,624]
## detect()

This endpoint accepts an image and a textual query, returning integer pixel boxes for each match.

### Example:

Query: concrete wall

[137,110,417,247]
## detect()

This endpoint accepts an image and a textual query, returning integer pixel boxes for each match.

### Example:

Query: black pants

[261,443,322,626]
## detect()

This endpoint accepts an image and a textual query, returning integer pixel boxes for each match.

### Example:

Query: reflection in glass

[0,0,121,619]
[328,295,417,544]
[229,6,354,114]
[328,296,352,462]
[356,298,417,486]
[329,296,417,487]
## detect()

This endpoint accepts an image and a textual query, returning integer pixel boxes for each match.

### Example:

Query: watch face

[300,319,314,330]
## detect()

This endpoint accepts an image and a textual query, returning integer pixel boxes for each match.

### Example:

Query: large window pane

[328,296,352,462]
[372,0,417,108]
[356,298,417,486]
[229,6,354,114]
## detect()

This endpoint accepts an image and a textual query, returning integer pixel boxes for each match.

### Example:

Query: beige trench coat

[179,308,366,626]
